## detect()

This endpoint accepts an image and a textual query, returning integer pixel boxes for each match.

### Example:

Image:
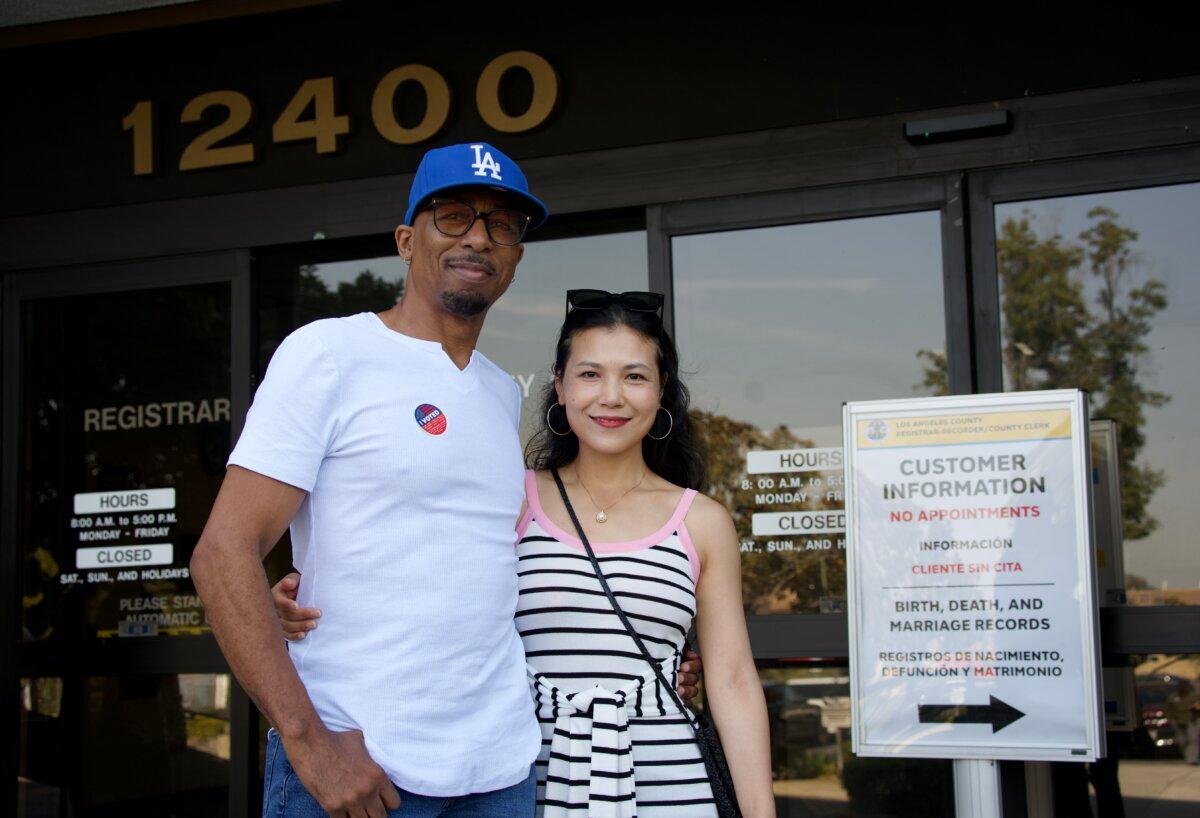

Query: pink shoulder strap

[672,489,702,582]
[515,469,538,539]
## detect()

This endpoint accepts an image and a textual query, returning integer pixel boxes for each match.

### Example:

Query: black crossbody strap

[550,468,699,734]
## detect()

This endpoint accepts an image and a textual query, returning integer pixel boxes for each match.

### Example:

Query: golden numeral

[476,51,559,134]
[179,90,256,171]
[371,65,451,145]
[272,77,350,154]
[122,100,155,176]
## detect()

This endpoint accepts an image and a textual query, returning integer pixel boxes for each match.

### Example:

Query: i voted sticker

[415,403,447,435]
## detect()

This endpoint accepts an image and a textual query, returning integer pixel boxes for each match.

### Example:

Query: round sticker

[415,403,447,435]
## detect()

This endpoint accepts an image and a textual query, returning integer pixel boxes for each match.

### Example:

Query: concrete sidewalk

[771,759,1200,817]
[1108,759,1200,818]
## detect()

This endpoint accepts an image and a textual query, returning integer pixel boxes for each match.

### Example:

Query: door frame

[2,250,254,816]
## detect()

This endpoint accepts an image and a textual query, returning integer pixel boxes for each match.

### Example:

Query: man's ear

[394,224,414,259]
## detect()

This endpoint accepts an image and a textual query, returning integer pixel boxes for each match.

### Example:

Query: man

[192,143,697,818]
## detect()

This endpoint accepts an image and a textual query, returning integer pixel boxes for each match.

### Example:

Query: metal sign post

[954,759,1003,818]
[843,390,1106,816]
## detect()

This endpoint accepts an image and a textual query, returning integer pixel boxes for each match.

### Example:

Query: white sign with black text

[844,390,1105,761]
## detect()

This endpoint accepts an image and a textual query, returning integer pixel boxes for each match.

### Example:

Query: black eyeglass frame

[565,289,665,317]
[422,197,533,246]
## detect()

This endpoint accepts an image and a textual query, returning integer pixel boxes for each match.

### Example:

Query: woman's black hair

[525,303,707,490]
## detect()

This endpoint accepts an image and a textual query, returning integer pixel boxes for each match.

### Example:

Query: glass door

[657,176,970,642]
[655,176,970,817]
[4,253,251,818]
[967,146,1200,818]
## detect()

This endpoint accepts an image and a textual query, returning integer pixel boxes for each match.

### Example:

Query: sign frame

[843,389,1105,761]
[1091,419,1137,731]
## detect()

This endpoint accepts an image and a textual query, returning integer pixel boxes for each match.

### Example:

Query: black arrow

[917,695,1026,732]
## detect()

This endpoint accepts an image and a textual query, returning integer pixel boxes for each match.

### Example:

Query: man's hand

[274,573,698,702]
[677,648,703,703]
[273,572,321,641]
[286,728,401,817]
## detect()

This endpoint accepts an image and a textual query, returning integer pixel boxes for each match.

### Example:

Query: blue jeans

[263,729,536,817]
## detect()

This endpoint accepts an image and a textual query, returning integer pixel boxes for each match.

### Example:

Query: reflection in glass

[1080,654,1200,815]
[18,674,231,817]
[1133,654,1200,762]
[19,284,231,640]
[674,212,945,614]
[991,183,1200,601]
[760,665,953,817]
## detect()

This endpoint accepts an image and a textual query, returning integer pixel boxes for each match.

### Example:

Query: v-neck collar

[362,313,480,388]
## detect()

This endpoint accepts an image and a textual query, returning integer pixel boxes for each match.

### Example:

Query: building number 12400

[120,51,559,176]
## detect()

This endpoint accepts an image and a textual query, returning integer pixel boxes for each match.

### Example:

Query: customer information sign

[843,390,1104,761]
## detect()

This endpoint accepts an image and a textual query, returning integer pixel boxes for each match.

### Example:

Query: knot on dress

[534,680,645,817]
[531,653,687,817]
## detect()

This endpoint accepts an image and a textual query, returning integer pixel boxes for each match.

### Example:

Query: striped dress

[515,470,718,818]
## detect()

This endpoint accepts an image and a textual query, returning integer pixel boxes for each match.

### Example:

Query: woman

[275,290,775,817]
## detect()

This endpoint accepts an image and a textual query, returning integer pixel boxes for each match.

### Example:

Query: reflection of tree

[297,265,404,317]
[691,409,845,614]
[1078,208,1169,540]
[997,215,1094,393]
[914,349,949,396]
[918,208,1170,539]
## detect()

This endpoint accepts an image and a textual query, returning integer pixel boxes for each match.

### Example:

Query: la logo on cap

[470,144,502,180]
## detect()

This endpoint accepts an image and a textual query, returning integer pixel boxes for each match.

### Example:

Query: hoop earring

[546,404,572,437]
[647,407,674,440]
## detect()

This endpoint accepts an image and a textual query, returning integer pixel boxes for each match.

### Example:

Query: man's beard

[441,290,489,317]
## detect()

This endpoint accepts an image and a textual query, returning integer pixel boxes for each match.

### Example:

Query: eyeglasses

[424,199,531,246]
[565,289,664,316]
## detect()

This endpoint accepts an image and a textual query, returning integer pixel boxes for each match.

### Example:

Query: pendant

[595,510,608,523]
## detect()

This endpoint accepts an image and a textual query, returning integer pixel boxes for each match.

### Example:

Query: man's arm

[191,465,400,817]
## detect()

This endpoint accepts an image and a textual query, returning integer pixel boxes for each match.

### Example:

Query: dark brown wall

[3,7,1197,217]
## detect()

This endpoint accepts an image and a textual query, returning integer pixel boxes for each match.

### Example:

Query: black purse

[550,468,743,818]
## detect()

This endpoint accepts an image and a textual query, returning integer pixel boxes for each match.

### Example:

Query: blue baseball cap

[404,142,548,232]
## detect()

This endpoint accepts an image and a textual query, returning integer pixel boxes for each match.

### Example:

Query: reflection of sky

[311,232,648,439]
[673,211,946,435]
[478,231,647,380]
[996,183,1200,590]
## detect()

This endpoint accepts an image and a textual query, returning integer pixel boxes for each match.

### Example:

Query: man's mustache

[444,254,496,275]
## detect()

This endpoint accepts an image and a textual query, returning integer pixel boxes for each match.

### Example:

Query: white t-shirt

[228,312,541,796]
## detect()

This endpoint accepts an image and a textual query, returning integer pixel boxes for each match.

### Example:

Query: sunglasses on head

[565,289,664,316]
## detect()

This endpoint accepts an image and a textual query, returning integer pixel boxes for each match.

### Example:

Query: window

[674,211,946,614]
[994,183,1200,604]
[18,283,231,641]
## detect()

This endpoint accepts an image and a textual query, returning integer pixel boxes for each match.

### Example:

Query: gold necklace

[575,467,647,524]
